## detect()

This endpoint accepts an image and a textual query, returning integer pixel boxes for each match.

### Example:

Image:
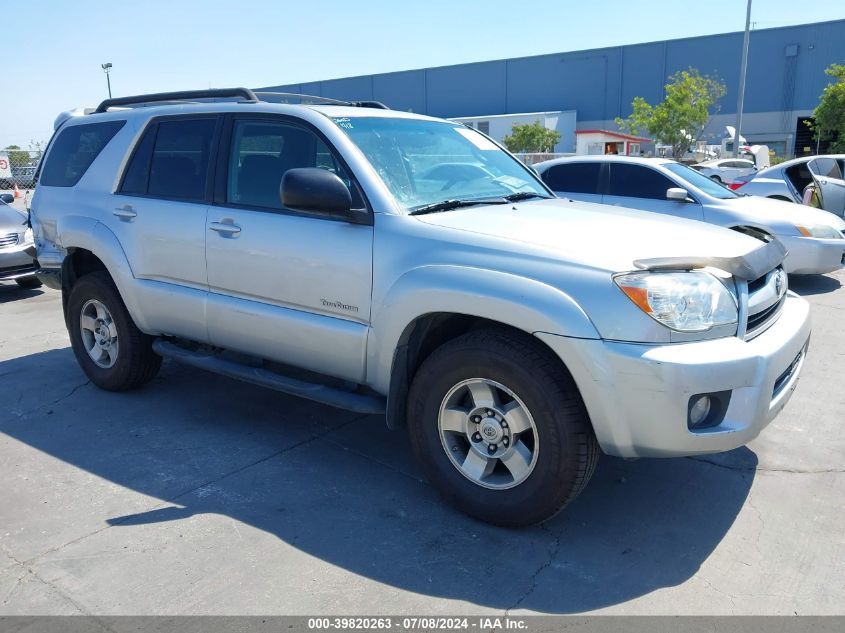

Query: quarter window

[607,163,675,199]
[810,157,843,180]
[40,120,125,187]
[227,119,362,210]
[542,163,602,194]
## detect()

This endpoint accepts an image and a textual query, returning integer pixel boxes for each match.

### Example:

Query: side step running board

[152,339,386,415]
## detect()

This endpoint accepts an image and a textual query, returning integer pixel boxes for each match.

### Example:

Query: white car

[535,155,845,275]
[692,158,757,184]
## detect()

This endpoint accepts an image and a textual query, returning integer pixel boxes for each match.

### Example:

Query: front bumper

[778,234,845,275]
[536,294,811,458]
[0,242,38,281]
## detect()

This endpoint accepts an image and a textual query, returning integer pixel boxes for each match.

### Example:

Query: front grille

[0,232,19,248]
[744,267,787,340]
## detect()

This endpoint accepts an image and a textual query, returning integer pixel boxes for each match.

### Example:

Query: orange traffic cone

[13,184,21,199]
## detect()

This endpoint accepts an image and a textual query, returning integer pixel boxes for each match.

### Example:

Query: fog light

[688,395,712,428]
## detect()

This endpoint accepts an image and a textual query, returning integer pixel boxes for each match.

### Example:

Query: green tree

[502,122,561,153]
[810,64,845,153]
[615,68,726,159]
[3,145,30,168]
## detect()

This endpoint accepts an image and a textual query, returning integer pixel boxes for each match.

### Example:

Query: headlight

[795,224,843,239]
[614,271,738,332]
[22,228,33,244]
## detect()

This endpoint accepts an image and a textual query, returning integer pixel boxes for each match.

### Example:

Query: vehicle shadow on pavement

[0,347,756,614]
[788,273,841,296]
[0,283,44,303]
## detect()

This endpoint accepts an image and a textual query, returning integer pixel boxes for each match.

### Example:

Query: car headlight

[22,228,34,245]
[795,224,843,239]
[614,271,738,332]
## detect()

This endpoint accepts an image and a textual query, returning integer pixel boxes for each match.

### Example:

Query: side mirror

[666,187,690,201]
[0,193,14,204]
[280,168,352,217]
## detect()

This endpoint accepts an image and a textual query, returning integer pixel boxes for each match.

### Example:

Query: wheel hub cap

[79,299,119,369]
[438,378,539,490]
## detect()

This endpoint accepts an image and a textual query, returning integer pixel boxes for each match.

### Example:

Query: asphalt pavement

[0,270,843,615]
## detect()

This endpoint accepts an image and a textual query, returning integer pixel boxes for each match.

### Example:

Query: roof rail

[254,92,389,110]
[95,87,258,113]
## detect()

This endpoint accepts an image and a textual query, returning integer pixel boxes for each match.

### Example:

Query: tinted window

[810,157,843,179]
[147,119,216,200]
[227,119,362,210]
[40,121,125,187]
[607,163,675,199]
[120,126,156,194]
[542,163,601,194]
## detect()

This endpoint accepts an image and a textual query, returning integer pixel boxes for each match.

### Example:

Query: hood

[0,204,28,234]
[717,195,845,233]
[414,197,765,274]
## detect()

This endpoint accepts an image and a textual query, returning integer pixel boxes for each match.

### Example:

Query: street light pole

[733,0,752,157]
[101,63,113,98]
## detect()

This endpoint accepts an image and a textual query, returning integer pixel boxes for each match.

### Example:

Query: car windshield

[664,162,739,199]
[330,116,550,211]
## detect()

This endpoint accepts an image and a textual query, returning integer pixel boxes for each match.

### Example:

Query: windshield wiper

[409,198,508,216]
[502,192,554,202]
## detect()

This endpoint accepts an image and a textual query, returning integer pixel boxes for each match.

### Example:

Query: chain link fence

[0,148,44,192]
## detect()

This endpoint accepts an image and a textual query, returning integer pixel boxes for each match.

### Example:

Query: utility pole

[101,63,113,98]
[733,0,752,157]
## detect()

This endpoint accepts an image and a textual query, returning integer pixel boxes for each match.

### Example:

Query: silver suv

[31,88,811,526]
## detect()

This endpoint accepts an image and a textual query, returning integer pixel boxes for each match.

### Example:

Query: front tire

[407,329,599,527]
[67,271,161,391]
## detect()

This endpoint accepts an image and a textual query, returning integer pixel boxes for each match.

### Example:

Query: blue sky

[3,0,844,147]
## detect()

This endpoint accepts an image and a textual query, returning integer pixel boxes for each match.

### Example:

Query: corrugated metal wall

[258,20,845,122]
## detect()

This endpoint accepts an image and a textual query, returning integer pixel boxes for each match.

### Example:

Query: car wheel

[15,276,42,289]
[67,271,161,391]
[407,328,599,527]
[710,175,723,183]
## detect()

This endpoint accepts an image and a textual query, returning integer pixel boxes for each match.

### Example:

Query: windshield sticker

[332,117,353,129]
[454,127,499,150]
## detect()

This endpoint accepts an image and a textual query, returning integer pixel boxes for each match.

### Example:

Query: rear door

[539,162,603,203]
[204,114,374,383]
[603,162,704,220]
[107,115,221,340]
[808,157,845,216]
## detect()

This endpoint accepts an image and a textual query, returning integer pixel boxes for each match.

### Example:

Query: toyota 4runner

[31,88,811,526]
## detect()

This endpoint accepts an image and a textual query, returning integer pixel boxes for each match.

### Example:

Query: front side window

[810,157,843,180]
[227,119,361,210]
[663,162,738,200]
[607,163,676,200]
[120,118,216,200]
[40,120,125,187]
[542,163,601,194]
[330,117,549,211]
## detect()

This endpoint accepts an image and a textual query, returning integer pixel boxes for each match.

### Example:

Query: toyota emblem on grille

[775,270,786,298]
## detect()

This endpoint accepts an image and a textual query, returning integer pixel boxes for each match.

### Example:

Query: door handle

[209,221,241,236]
[113,205,137,220]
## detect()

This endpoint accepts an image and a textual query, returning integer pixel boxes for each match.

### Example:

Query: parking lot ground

[0,271,844,616]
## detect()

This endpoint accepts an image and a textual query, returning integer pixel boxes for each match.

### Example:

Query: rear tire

[67,271,161,391]
[15,276,42,289]
[407,328,599,527]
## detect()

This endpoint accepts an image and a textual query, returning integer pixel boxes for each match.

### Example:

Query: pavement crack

[685,455,845,474]
[506,522,561,613]
[5,379,90,421]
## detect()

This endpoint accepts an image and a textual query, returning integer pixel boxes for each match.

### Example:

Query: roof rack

[95,87,258,113]
[94,87,390,113]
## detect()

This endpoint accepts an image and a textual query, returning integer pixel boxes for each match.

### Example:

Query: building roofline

[576,129,652,142]
[256,18,845,90]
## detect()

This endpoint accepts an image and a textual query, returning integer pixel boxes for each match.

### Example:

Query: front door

[204,116,374,383]
[602,162,704,221]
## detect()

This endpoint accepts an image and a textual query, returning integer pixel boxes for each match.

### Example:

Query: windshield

[330,116,550,211]
[664,162,739,199]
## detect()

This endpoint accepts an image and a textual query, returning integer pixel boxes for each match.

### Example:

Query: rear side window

[607,163,675,199]
[542,163,601,194]
[120,118,216,201]
[40,120,125,187]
